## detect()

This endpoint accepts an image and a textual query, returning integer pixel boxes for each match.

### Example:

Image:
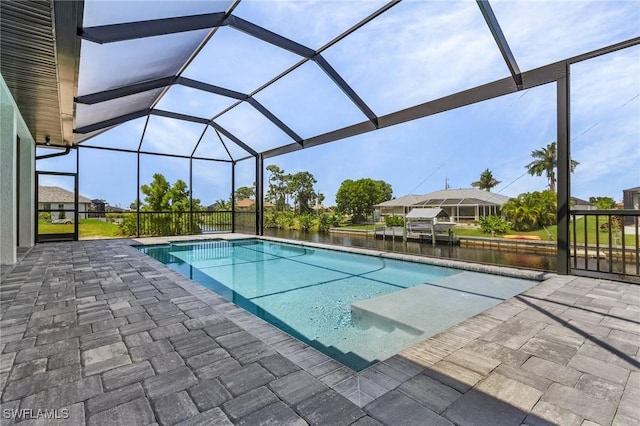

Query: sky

[37,0,640,209]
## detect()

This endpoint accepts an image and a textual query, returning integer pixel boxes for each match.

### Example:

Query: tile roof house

[570,196,594,210]
[38,186,92,220]
[376,188,512,222]
[235,198,274,210]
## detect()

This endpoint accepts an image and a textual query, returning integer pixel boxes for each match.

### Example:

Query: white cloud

[141,116,206,155]
[569,46,640,199]
[492,0,640,71]
[214,102,292,152]
[234,0,388,49]
[72,1,639,207]
[254,61,368,139]
[183,26,301,94]
[322,1,508,115]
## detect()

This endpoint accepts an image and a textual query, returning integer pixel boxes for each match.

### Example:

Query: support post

[189,158,193,234]
[136,116,148,238]
[255,154,264,236]
[431,222,436,246]
[74,148,79,240]
[557,64,571,275]
[402,206,407,242]
[231,162,236,233]
[136,151,141,237]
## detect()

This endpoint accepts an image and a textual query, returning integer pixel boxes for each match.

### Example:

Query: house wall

[424,205,478,222]
[0,91,17,264]
[379,204,503,223]
[623,189,640,225]
[378,206,405,221]
[1,74,35,264]
[39,202,88,220]
[19,135,35,247]
[623,189,640,210]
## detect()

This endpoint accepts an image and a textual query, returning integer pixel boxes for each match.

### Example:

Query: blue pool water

[138,239,536,371]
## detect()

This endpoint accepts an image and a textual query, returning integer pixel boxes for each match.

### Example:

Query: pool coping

[130,233,559,407]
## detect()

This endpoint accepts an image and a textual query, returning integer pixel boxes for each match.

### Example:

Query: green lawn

[38,219,121,239]
[453,217,636,246]
[336,223,377,231]
[36,217,635,247]
[452,226,556,240]
[572,216,636,246]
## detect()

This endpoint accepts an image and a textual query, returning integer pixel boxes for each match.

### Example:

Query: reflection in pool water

[263,229,558,271]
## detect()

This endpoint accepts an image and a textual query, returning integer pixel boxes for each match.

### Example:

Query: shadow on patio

[0,239,638,425]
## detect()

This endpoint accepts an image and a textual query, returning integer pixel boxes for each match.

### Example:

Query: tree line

[209,166,393,227]
[117,140,614,236]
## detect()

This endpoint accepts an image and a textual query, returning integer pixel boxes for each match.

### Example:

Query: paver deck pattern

[0,238,638,425]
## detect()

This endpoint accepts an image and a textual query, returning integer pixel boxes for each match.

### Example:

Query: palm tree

[502,190,556,231]
[471,169,501,192]
[526,141,579,192]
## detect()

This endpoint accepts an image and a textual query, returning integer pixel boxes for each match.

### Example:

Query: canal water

[263,229,558,272]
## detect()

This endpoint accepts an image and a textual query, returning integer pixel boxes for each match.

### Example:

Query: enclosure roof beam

[224,15,315,58]
[178,77,303,144]
[75,76,177,104]
[209,122,258,156]
[262,69,534,159]
[79,11,314,58]
[75,75,302,145]
[189,125,211,158]
[225,15,379,127]
[263,35,640,159]
[314,54,378,127]
[150,109,210,124]
[318,1,401,52]
[147,109,257,157]
[176,77,246,100]
[74,108,150,134]
[76,143,232,162]
[246,98,303,145]
[236,1,401,105]
[477,0,522,87]
[79,12,227,44]
[80,12,378,129]
[210,128,234,161]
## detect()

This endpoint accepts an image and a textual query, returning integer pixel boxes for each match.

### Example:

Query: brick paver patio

[0,238,638,425]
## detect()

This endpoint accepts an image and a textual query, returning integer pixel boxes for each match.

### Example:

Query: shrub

[318,214,331,233]
[384,215,405,227]
[105,212,123,222]
[477,215,511,235]
[39,212,51,221]
[264,210,277,228]
[119,214,138,236]
[298,214,314,232]
[599,216,622,233]
[328,213,342,227]
[275,211,295,229]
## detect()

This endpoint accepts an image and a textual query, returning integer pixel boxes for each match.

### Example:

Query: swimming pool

[138,238,536,371]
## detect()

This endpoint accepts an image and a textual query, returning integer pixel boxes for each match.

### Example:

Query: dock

[373,226,460,245]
